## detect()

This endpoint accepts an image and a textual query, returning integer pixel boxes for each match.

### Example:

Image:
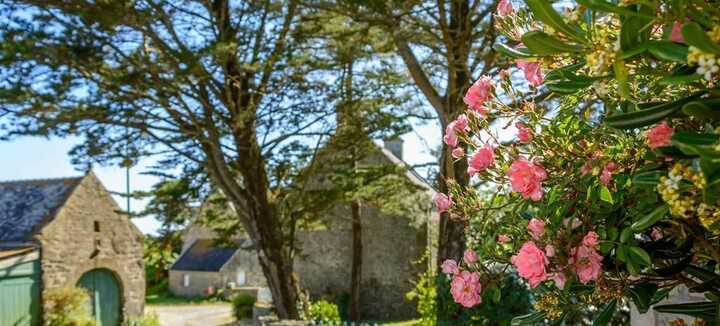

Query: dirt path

[147,304,235,326]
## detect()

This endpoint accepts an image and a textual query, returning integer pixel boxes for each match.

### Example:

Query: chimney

[384,137,403,160]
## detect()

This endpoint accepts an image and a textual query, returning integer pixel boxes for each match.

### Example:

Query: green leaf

[631,205,669,231]
[577,0,655,18]
[658,74,702,85]
[681,22,720,54]
[599,186,613,204]
[632,170,665,186]
[592,299,617,326]
[683,99,720,120]
[614,59,630,98]
[616,245,628,262]
[494,43,533,58]
[605,92,706,129]
[646,41,689,62]
[511,311,547,326]
[654,301,719,320]
[619,9,653,50]
[671,132,720,156]
[620,227,633,243]
[628,283,659,313]
[525,0,586,43]
[628,246,652,267]
[546,80,593,93]
[521,31,585,55]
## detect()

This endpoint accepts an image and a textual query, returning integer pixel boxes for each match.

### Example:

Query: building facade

[0,173,145,326]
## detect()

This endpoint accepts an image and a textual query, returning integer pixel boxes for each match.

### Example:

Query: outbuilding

[0,173,145,326]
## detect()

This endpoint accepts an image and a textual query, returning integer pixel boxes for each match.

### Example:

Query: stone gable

[36,173,145,319]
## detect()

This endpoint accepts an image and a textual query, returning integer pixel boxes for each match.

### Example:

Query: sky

[0,123,441,235]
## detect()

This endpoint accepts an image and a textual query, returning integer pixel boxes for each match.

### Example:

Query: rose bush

[436,0,720,324]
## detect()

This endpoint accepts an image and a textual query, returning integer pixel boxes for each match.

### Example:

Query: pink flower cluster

[497,0,513,16]
[511,241,548,288]
[516,60,543,87]
[443,249,483,308]
[516,122,533,143]
[434,193,453,213]
[468,145,495,176]
[569,232,603,284]
[646,122,674,149]
[463,76,493,114]
[507,157,547,201]
[443,114,470,148]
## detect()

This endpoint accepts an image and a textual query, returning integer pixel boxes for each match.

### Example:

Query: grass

[384,320,420,326]
[145,292,228,305]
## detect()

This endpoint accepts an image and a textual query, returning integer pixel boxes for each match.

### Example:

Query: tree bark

[349,200,362,321]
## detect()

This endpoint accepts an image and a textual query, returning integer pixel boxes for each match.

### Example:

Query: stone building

[0,172,145,326]
[169,140,437,320]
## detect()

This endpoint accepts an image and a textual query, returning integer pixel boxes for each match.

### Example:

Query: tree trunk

[349,200,362,321]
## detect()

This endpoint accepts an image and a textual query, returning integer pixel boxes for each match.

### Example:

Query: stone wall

[37,173,145,319]
[168,270,220,297]
[294,204,427,320]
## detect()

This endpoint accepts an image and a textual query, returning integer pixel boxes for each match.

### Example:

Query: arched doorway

[77,269,121,326]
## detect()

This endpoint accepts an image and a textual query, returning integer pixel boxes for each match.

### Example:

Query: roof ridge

[0,175,84,186]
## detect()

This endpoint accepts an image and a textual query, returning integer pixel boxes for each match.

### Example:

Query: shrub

[123,313,161,326]
[232,294,256,320]
[44,287,96,326]
[307,300,341,323]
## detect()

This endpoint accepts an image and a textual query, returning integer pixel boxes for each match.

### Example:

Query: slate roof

[0,177,83,242]
[171,239,243,272]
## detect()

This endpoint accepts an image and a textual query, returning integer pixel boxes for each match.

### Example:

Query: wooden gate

[0,259,41,326]
[77,268,121,326]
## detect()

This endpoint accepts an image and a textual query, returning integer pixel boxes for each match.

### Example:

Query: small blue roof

[171,239,241,272]
[0,177,82,242]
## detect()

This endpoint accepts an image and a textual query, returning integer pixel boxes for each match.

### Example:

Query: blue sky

[0,124,441,235]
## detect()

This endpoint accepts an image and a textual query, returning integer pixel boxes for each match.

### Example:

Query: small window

[183,274,190,287]
[236,270,246,286]
[94,221,100,232]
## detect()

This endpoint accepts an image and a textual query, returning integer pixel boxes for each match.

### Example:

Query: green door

[0,260,41,326]
[77,269,121,326]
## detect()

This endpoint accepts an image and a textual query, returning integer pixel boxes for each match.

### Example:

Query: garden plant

[437,0,720,324]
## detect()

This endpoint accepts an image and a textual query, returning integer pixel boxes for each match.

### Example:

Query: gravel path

[147,304,236,326]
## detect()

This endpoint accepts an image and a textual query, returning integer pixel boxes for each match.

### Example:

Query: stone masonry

[36,173,145,319]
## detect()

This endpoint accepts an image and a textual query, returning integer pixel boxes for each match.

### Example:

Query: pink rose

[463,76,493,114]
[511,242,548,288]
[497,0,513,17]
[498,234,511,243]
[464,249,478,264]
[443,123,458,147]
[499,69,510,79]
[516,122,533,142]
[580,162,592,176]
[450,271,482,308]
[453,114,470,132]
[434,193,453,213]
[650,228,663,241]
[545,244,555,257]
[507,157,548,201]
[516,60,543,87]
[527,218,545,240]
[599,168,613,185]
[441,259,460,275]
[570,245,603,284]
[467,145,495,176]
[646,123,674,149]
[549,272,567,290]
[582,231,599,247]
[669,21,685,43]
[451,147,465,159]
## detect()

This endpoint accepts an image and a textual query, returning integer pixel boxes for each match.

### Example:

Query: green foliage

[405,272,437,325]
[44,287,96,326]
[308,300,341,323]
[123,313,161,326]
[232,294,256,320]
